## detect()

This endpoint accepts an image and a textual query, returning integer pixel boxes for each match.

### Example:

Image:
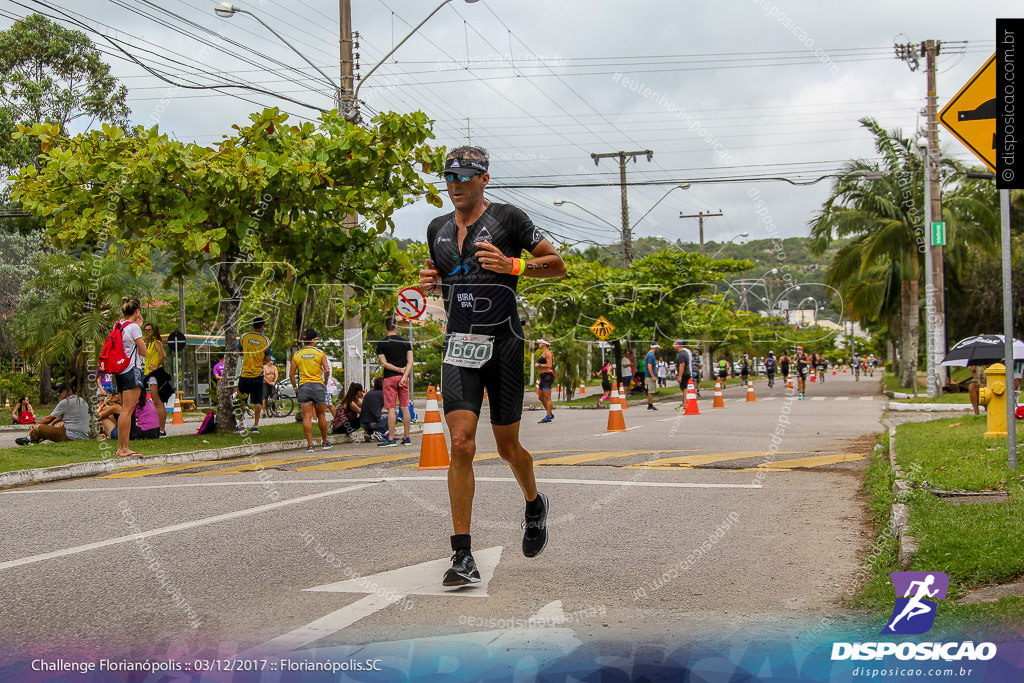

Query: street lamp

[557,185,691,266]
[214,3,339,91]
[709,231,750,259]
[630,184,691,231]
[345,0,481,122]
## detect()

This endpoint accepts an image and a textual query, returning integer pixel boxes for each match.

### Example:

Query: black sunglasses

[444,172,476,184]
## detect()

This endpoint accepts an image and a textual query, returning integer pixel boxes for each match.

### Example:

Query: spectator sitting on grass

[99,391,160,442]
[16,382,89,446]
[11,396,35,424]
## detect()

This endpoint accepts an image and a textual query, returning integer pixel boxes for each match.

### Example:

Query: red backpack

[98,320,133,375]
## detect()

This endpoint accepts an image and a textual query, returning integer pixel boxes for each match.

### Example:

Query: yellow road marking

[624,451,799,469]
[99,459,252,479]
[186,453,363,476]
[389,449,572,469]
[295,454,419,471]
[535,450,647,466]
[735,453,866,471]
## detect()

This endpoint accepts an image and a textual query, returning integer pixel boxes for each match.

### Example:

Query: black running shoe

[522,492,549,558]
[538,415,553,424]
[442,549,481,586]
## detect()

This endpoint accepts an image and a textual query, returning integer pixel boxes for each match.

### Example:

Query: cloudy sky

[1,0,1015,250]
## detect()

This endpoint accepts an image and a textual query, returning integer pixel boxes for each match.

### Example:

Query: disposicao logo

[831,571,997,662]
[882,571,948,635]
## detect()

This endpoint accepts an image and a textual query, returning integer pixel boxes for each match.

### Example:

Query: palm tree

[810,118,927,388]
[15,252,151,393]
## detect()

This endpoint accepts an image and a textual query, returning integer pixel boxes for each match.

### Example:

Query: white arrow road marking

[246,547,504,656]
[0,483,378,571]
[252,599,583,670]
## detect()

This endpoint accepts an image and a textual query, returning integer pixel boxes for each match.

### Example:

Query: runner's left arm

[474,239,566,279]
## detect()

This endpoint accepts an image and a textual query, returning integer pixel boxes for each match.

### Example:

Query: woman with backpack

[106,296,147,457]
[11,396,35,424]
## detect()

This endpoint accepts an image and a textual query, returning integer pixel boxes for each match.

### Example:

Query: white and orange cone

[746,380,756,403]
[618,382,628,410]
[683,379,701,415]
[606,384,626,432]
[810,372,816,383]
[712,381,725,409]
[786,377,793,390]
[578,380,586,397]
[171,392,185,425]
[417,386,449,470]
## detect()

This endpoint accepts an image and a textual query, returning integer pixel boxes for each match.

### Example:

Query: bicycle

[265,385,295,418]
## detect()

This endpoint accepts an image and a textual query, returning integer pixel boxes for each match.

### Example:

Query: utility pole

[591,150,653,268]
[679,210,724,256]
[339,0,363,390]
[896,38,946,395]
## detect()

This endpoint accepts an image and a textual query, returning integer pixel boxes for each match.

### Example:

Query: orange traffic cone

[683,379,701,415]
[810,373,816,383]
[606,384,626,432]
[832,369,837,376]
[3,396,8,410]
[746,380,756,402]
[712,381,725,409]
[171,392,185,425]
[578,380,586,396]
[618,382,629,410]
[418,386,450,470]
[786,377,793,390]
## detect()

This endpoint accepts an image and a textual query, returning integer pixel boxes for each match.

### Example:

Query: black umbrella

[940,334,1024,367]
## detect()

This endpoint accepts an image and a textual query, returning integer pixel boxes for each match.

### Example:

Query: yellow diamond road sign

[940,53,997,172]
[590,316,615,341]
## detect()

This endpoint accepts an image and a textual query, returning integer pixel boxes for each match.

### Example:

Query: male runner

[645,342,659,411]
[238,316,272,433]
[536,339,555,423]
[419,146,566,586]
[794,345,811,399]
[764,351,777,388]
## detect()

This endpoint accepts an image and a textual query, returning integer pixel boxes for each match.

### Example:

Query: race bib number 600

[444,334,494,369]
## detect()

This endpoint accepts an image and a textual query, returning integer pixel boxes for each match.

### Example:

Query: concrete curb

[888,425,919,568]
[885,402,974,412]
[0,423,424,490]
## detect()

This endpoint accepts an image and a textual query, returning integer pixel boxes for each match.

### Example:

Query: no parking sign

[396,286,427,320]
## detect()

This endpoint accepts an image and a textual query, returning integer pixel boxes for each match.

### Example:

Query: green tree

[810,119,930,388]
[1,13,130,403]
[14,252,150,396]
[0,13,129,175]
[11,107,444,431]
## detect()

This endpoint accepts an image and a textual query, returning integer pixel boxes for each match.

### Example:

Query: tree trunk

[215,258,241,433]
[899,279,919,389]
[39,362,52,404]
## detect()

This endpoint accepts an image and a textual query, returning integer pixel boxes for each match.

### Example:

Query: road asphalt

[0,372,886,675]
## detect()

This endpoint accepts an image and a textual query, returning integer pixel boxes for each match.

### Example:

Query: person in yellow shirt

[142,322,169,436]
[238,316,272,433]
[290,328,331,452]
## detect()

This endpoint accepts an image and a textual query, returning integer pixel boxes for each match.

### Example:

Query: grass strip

[0,423,305,474]
[893,415,1024,492]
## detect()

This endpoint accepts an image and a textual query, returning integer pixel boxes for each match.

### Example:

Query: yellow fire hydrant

[978,363,1008,439]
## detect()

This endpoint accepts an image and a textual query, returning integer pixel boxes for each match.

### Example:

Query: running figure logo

[882,571,949,635]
